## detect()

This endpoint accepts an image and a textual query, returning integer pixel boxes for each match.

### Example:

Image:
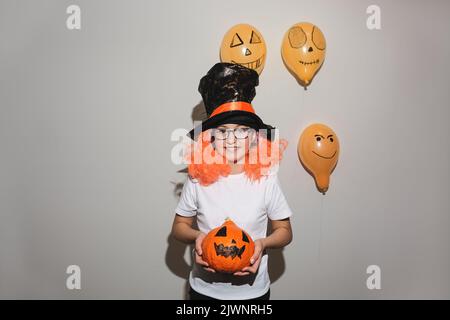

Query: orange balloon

[298,124,339,193]
[220,24,266,75]
[281,22,326,88]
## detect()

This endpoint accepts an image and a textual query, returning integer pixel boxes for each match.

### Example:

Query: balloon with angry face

[298,123,339,194]
[282,22,326,88]
[220,24,267,75]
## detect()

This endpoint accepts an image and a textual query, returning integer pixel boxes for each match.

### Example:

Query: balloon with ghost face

[298,123,339,194]
[220,24,267,75]
[282,22,326,88]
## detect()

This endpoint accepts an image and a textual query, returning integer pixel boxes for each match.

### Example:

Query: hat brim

[188,111,276,141]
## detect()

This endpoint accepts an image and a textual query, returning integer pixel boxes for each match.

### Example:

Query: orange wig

[184,130,287,186]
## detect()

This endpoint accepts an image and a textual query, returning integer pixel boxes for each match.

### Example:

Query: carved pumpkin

[201,219,255,273]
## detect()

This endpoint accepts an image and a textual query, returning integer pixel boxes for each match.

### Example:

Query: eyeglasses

[212,127,252,140]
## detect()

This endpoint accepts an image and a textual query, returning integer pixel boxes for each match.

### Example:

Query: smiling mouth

[232,55,264,70]
[312,150,336,159]
[299,59,320,65]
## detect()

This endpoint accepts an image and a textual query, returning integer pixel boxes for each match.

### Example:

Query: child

[171,63,293,300]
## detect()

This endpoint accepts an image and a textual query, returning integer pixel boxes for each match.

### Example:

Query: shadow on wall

[165,235,193,300]
[192,100,208,124]
[164,101,287,299]
[164,101,206,299]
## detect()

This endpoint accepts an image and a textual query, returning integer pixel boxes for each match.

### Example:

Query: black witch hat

[188,63,275,140]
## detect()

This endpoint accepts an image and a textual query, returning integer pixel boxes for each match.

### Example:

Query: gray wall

[1,0,449,299]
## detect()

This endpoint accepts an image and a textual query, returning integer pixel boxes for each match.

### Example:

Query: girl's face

[212,124,257,164]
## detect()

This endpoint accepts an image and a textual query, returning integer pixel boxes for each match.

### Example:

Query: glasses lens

[234,128,249,139]
[213,128,250,140]
[213,128,226,140]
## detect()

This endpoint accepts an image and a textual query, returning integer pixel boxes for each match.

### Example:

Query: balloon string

[303,87,306,109]
[319,196,323,261]
[318,195,324,298]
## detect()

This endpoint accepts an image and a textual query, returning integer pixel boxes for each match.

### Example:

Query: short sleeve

[265,175,293,220]
[175,177,198,217]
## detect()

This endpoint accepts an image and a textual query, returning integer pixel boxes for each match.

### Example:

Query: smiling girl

[171,63,293,300]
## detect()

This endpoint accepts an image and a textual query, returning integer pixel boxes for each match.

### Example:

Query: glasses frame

[212,127,253,140]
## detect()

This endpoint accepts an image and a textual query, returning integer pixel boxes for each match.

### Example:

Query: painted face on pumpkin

[201,219,255,273]
[220,24,267,75]
[213,225,250,259]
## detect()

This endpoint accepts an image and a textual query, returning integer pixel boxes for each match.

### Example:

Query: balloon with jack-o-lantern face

[220,24,267,75]
[298,123,339,194]
[281,22,326,88]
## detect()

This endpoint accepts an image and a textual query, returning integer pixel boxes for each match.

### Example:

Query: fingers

[240,263,258,274]
[195,238,203,256]
[241,252,262,274]
[241,267,255,274]
[195,251,215,273]
[242,264,258,274]
[250,246,262,265]
[195,255,209,267]
[233,271,250,276]
[194,233,214,273]
[197,256,215,273]
[194,251,208,267]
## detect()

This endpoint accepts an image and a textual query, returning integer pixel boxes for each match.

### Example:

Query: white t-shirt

[175,170,293,300]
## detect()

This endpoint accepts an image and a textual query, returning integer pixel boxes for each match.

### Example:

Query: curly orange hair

[184,130,287,186]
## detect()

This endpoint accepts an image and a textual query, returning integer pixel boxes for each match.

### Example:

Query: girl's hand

[234,239,265,276]
[194,232,216,273]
